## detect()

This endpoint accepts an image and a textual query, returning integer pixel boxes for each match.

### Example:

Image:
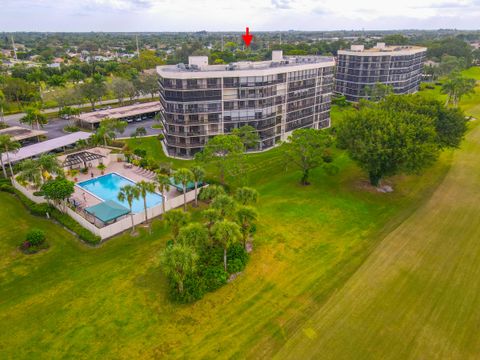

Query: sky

[1,0,480,32]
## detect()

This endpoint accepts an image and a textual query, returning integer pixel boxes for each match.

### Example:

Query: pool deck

[70,161,181,209]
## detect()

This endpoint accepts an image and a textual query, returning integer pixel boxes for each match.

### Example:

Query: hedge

[0,185,101,245]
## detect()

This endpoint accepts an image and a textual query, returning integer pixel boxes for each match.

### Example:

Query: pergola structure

[62,150,106,169]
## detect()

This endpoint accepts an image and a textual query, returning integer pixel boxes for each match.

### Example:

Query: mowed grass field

[0,68,479,359]
[278,117,480,360]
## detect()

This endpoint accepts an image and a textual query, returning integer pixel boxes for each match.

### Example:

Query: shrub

[133,148,147,158]
[12,189,101,245]
[51,209,101,245]
[227,243,249,271]
[0,184,14,193]
[64,125,80,133]
[26,228,46,246]
[227,258,244,274]
[169,273,205,303]
[201,264,228,291]
[33,190,44,196]
[157,133,165,140]
[322,148,333,163]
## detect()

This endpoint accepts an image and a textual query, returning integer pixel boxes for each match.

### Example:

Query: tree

[135,180,156,229]
[65,69,85,84]
[173,168,194,212]
[195,135,244,185]
[0,135,21,178]
[110,77,135,105]
[161,244,198,294]
[20,107,47,130]
[37,154,62,184]
[441,72,476,107]
[234,187,258,206]
[284,128,333,185]
[198,184,225,203]
[337,106,439,187]
[379,95,468,149]
[178,223,209,248]
[164,209,190,243]
[155,173,171,217]
[0,89,5,124]
[41,177,75,212]
[211,220,241,271]
[133,127,147,137]
[364,82,393,101]
[93,118,127,146]
[47,74,66,88]
[118,184,140,235]
[135,73,159,98]
[236,206,258,249]
[17,159,42,187]
[191,166,205,207]
[202,208,221,231]
[232,125,260,150]
[80,75,107,109]
[211,194,236,219]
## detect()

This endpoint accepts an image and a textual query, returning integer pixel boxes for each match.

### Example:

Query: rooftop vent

[272,50,283,61]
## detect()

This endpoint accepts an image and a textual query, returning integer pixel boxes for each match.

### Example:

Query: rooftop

[157,50,334,78]
[0,126,47,141]
[1,131,91,164]
[339,43,427,56]
[76,101,161,124]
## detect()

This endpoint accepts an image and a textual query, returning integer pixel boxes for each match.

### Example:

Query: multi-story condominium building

[335,43,427,102]
[157,51,335,158]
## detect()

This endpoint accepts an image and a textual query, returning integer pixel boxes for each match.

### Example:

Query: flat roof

[76,101,161,124]
[0,126,47,141]
[1,131,91,164]
[338,45,427,56]
[85,200,130,223]
[157,56,335,79]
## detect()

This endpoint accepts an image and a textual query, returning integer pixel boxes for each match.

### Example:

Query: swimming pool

[77,173,162,213]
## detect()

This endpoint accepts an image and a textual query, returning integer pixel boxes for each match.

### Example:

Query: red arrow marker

[242,27,253,47]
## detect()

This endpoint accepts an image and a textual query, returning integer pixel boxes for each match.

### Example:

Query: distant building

[335,43,427,101]
[157,50,335,158]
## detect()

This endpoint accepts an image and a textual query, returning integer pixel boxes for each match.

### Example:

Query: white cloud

[1,0,480,31]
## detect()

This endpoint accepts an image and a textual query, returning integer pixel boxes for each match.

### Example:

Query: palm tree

[94,118,128,147]
[442,73,477,106]
[38,154,62,184]
[198,184,226,203]
[178,223,209,248]
[234,187,259,206]
[161,244,198,294]
[211,194,236,219]
[0,134,21,178]
[211,220,241,271]
[191,166,205,207]
[164,209,190,243]
[18,159,42,188]
[202,208,221,232]
[173,168,194,212]
[135,180,157,228]
[155,173,171,217]
[236,206,258,250]
[20,107,48,130]
[118,184,140,235]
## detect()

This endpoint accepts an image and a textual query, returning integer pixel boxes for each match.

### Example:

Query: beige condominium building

[157,50,335,158]
[335,43,427,101]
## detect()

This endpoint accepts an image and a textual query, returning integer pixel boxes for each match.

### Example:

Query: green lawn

[0,138,453,359]
[277,115,480,360]
[1,68,480,359]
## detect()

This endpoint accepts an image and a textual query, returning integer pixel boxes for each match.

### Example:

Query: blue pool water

[78,173,162,213]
